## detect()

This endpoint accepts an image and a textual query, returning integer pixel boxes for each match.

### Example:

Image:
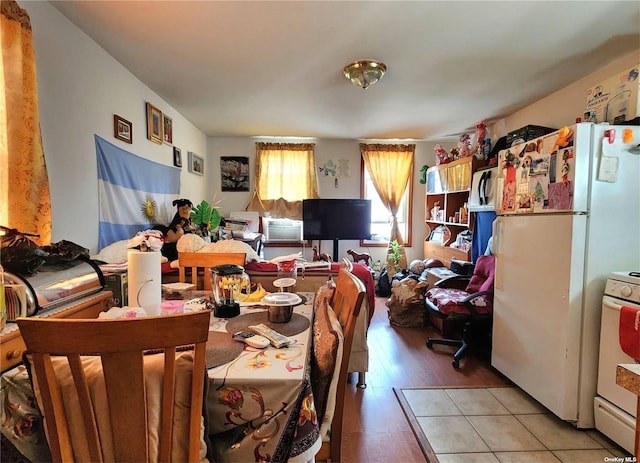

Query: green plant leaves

[190,200,221,230]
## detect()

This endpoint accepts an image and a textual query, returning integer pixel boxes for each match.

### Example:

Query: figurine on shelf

[430,201,441,221]
[434,144,450,165]
[458,133,473,158]
[474,122,487,156]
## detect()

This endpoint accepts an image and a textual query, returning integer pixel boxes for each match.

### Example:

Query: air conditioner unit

[263,218,303,242]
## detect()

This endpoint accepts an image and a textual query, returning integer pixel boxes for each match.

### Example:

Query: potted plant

[387,239,406,275]
[190,200,221,239]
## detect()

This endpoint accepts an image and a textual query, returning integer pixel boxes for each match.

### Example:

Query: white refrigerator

[491,122,640,428]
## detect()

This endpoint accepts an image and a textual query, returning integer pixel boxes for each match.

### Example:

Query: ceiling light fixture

[343,59,387,90]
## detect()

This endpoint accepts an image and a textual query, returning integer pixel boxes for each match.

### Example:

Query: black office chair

[425,255,495,368]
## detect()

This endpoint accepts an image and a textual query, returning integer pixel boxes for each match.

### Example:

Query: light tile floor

[402,387,632,463]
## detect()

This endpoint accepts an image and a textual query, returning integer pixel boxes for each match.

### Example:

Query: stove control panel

[605,273,640,304]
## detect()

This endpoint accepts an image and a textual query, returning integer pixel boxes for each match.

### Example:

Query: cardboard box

[103,272,128,307]
[506,125,557,147]
[584,64,640,124]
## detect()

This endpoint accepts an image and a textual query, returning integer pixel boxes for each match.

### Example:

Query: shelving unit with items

[424,156,484,267]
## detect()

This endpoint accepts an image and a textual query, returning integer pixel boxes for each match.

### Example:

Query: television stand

[332,239,339,262]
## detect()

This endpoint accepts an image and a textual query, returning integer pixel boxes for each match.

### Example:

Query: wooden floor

[338,296,512,463]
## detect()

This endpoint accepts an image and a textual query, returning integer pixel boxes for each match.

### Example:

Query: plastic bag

[0,227,46,276]
[41,240,90,268]
[376,268,391,297]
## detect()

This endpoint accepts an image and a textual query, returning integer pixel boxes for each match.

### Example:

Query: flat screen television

[302,199,372,241]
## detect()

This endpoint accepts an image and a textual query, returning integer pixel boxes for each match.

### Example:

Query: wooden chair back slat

[178,252,246,290]
[18,310,211,463]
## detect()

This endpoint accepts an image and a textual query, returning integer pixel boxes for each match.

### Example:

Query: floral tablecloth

[206,293,321,463]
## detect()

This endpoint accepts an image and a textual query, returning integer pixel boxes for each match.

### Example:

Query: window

[360,143,415,247]
[362,167,411,245]
[246,142,318,244]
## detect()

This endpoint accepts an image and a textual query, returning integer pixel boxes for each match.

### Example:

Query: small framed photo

[113,115,132,144]
[173,147,182,168]
[163,113,173,145]
[146,102,163,144]
[188,151,204,176]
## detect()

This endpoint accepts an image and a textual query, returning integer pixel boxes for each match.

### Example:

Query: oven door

[595,294,639,453]
[597,295,640,416]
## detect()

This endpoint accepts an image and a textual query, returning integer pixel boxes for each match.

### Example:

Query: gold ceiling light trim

[343,59,387,90]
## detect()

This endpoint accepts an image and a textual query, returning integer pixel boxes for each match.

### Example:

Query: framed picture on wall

[113,115,132,144]
[188,151,204,176]
[220,156,250,191]
[163,114,173,145]
[173,147,182,168]
[146,102,163,144]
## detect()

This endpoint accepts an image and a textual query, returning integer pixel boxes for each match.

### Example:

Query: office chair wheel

[426,340,433,349]
[452,359,460,368]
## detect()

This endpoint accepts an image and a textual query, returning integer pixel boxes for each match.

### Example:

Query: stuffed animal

[419,165,429,184]
[434,144,450,165]
[409,259,426,275]
[553,126,574,152]
[474,122,487,154]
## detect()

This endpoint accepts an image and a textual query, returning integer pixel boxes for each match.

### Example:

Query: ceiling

[51,1,640,141]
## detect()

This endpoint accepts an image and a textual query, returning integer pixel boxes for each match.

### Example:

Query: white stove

[595,271,640,454]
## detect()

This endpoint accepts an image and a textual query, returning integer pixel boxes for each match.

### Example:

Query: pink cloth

[619,306,640,360]
[337,262,375,325]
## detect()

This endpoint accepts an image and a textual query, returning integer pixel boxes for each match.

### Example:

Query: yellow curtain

[360,143,415,271]
[246,142,318,219]
[1,0,51,245]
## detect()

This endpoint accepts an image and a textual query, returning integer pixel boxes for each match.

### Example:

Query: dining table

[0,291,321,463]
[202,291,321,463]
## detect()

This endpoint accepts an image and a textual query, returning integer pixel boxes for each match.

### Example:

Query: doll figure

[166,198,196,243]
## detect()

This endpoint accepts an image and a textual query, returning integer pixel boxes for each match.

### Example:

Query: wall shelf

[424,157,484,266]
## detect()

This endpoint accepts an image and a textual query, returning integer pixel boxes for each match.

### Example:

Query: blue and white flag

[95,135,180,250]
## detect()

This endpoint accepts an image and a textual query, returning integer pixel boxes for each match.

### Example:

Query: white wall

[489,52,640,139]
[25,1,208,253]
[208,136,441,263]
[23,1,639,262]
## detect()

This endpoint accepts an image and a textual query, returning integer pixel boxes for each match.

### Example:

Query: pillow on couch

[176,234,208,253]
[200,240,261,263]
[91,240,130,263]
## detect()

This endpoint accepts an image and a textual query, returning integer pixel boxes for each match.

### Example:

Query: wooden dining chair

[17,310,211,463]
[178,251,246,290]
[315,262,366,463]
